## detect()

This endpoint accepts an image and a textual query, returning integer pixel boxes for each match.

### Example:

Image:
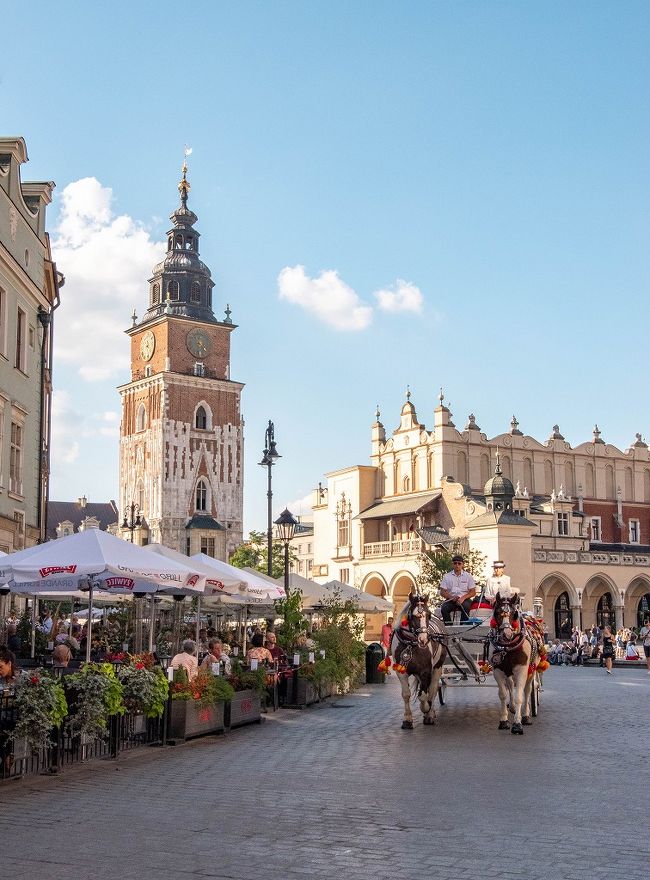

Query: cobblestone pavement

[0,666,648,880]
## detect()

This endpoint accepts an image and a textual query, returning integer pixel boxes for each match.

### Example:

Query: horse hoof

[401,720,413,730]
[522,716,532,725]
[511,723,524,735]
[423,716,435,726]
[498,721,510,730]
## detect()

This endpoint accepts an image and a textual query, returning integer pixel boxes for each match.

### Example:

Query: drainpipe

[37,274,62,543]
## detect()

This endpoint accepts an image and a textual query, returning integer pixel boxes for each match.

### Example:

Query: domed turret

[484,453,515,513]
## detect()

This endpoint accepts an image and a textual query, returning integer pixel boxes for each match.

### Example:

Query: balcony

[362,538,422,558]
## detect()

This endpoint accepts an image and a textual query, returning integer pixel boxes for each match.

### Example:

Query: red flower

[135,662,145,670]
[30,675,39,684]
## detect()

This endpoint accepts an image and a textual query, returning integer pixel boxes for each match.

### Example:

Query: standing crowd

[547,618,650,674]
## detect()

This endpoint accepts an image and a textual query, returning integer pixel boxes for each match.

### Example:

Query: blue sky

[2,1,649,531]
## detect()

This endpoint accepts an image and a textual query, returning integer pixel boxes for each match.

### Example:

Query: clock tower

[117,159,244,558]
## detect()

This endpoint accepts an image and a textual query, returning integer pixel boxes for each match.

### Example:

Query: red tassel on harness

[527,662,537,677]
[401,618,408,627]
[489,618,497,628]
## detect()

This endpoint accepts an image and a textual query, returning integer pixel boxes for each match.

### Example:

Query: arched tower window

[175,235,183,250]
[544,459,553,494]
[195,406,207,430]
[457,450,468,484]
[565,461,575,496]
[605,465,615,500]
[151,283,160,306]
[135,404,146,432]
[185,237,194,251]
[167,280,179,301]
[191,281,201,303]
[480,454,490,487]
[523,457,533,493]
[195,479,208,512]
[585,462,595,497]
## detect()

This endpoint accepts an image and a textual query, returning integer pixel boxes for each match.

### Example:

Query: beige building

[294,392,650,639]
[0,138,63,551]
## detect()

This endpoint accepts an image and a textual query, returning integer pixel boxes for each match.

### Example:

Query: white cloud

[51,390,82,465]
[281,491,315,519]
[277,265,372,331]
[374,279,424,313]
[52,178,165,381]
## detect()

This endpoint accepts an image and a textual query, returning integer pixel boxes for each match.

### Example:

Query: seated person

[52,644,72,668]
[264,632,286,665]
[440,556,476,623]
[246,633,274,666]
[170,639,199,681]
[482,561,519,605]
[199,639,231,675]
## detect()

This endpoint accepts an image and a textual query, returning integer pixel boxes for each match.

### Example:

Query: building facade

[0,138,63,551]
[46,496,118,541]
[295,392,650,639]
[117,161,244,558]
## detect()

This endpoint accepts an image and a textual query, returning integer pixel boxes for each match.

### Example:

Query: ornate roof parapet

[592,424,605,444]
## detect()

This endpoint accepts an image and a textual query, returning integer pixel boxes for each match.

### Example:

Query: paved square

[0,666,647,880]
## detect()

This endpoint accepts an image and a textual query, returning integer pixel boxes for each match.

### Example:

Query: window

[175,235,183,250]
[191,282,201,303]
[9,422,23,494]
[196,480,208,511]
[338,518,349,549]
[144,366,152,377]
[185,237,194,251]
[167,280,179,300]
[200,536,215,557]
[195,406,207,429]
[629,519,640,544]
[135,404,146,432]
[13,511,24,550]
[339,568,350,584]
[186,537,191,556]
[193,362,205,377]
[152,283,160,305]
[307,543,313,554]
[590,517,601,542]
[557,512,569,536]
[0,287,6,356]
[402,475,410,493]
[15,308,26,372]
[307,559,313,573]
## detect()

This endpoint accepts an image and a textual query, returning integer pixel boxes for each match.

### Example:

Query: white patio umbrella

[0,530,206,660]
[192,554,286,603]
[281,572,332,609]
[323,579,393,613]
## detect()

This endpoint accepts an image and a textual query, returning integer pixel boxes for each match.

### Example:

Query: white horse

[389,594,446,729]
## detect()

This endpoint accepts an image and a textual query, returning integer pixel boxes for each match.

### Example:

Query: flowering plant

[65,663,125,740]
[117,655,168,718]
[171,668,234,708]
[104,651,128,664]
[227,660,267,695]
[11,670,68,751]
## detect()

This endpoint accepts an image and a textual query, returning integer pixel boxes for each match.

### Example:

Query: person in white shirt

[640,618,650,673]
[483,561,518,604]
[439,555,476,623]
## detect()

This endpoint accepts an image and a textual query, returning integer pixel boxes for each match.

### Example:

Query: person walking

[602,625,615,674]
[640,618,650,674]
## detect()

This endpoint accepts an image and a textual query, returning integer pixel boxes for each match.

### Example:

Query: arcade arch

[361,574,389,641]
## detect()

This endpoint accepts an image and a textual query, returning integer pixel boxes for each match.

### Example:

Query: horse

[388,593,446,729]
[490,592,545,735]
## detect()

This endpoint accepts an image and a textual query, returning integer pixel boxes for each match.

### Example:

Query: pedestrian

[439,555,476,624]
[602,625,615,674]
[640,618,650,674]
[380,617,394,653]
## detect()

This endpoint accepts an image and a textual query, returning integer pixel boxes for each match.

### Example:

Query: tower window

[195,406,207,429]
[136,404,146,432]
[196,480,208,512]
[185,237,194,251]
[152,283,160,305]
[193,362,205,377]
[191,282,201,303]
[144,366,152,377]
[175,235,183,250]
[167,281,179,301]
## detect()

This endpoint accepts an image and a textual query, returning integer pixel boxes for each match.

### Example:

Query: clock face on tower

[186,328,212,359]
[140,330,156,361]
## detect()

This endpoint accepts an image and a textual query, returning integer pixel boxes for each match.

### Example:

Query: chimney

[78,495,87,509]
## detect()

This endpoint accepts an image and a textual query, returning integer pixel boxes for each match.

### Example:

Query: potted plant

[116,653,168,734]
[64,663,125,745]
[311,593,366,696]
[11,669,68,755]
[226,661,265,728]
[169,669,234,739]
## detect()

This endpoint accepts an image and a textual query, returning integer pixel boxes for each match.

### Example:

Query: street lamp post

[122,502,142,543]
[259,421,281,576]
[274,508,298,594]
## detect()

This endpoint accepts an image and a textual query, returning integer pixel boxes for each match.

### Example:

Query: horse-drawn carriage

[379,593,548,734]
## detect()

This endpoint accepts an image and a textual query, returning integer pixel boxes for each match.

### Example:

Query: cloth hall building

[295,392,650,640]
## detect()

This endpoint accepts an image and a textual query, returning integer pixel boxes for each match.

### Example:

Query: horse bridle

[409,599,431,646]
[491,600,525,651]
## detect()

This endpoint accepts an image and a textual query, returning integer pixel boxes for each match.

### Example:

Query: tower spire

[178,146,192,208]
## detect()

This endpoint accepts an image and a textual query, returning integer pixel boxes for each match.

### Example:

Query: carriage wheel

[531,674,539,717]
[438,682,446,706]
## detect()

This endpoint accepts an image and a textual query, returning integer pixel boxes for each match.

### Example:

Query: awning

[417,526,455,547]
[185,515,225,531]
[356,491,441,521]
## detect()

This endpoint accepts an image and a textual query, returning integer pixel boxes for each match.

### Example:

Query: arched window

[457,450,468,484]
[585,462,595,497]
[637,593,650,628]
[135,404,146,432]
[523,457,533,493]
[151,283,160,305]
[191,281,201,303]
[185,237,194,251]
[544,459,553,494]
[195,479,208,512]
[624,467,633,501]
[605,465,615,500]
[596,592,615,629]
[195,406,207,430]
[136,480,145,513]
[167,280,179,301]
[502,455,512,480]
[402,475,410,493]
[565,461,575,496]
[480,454,490,487]
[554,592,573,638]
[175,235,183,250]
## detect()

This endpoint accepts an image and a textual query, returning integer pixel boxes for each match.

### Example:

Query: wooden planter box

[282,673,320,709]
[169,700,225,740]
[226,690,262,729]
